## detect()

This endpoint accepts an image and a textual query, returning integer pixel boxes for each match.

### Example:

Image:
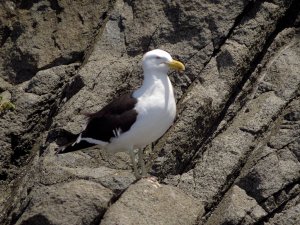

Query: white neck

[133,69,173,98]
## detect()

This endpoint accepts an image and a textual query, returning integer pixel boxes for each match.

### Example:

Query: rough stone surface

[205,185,267,225]
[264,194,300,225]
[100,179,203,225]
[0,0,300,225]
[15,180,113,225]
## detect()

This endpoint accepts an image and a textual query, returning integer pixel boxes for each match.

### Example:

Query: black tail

[56,136,96,154]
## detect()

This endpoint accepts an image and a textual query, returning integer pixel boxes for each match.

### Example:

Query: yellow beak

[167,59,185,71]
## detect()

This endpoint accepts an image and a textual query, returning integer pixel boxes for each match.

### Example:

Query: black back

[81,92,138,142]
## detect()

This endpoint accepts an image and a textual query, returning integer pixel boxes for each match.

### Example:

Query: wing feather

[81,92,138,142]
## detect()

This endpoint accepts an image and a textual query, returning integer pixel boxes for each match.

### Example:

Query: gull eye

[156,56,161,59]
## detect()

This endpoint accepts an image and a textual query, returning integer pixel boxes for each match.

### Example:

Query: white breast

[107,74,176,152]
[132,79,176,147]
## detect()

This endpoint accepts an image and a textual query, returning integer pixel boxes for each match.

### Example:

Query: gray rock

[205,185,267,225]
[176,90,287,206]
[25,68,61,96]
[1,0,300,224]
[100,179,204,225]
[152,0,295,177]
[15,180,113,225]
[0,0,111,83]
[238,147,300,202]
[37,143,136,192]
[264,194,300,225]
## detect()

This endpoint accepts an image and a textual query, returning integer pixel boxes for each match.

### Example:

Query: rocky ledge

[0,0,299,225]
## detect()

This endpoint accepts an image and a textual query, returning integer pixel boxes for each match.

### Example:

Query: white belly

[106,76,176,152]
[132,95,176,147]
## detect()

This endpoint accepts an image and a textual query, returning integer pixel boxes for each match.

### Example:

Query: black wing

[57,92,138,154]
[82,92,138,142]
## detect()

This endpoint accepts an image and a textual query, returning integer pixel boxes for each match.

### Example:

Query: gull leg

[129,150,140,179]
[138,148,147,177]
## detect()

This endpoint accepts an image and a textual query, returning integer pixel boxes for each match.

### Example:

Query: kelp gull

[57,49,185,178]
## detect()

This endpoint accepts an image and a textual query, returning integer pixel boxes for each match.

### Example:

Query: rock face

[101,179,203,225]
[0,0,299,225]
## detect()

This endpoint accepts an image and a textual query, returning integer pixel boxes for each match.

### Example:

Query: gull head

[142,49,185,74]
